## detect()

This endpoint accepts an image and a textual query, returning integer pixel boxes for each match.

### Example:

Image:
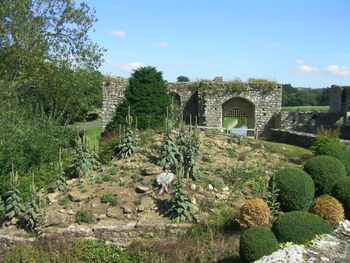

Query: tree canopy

[106,66,172,131]
[177,75,190,82]
[282,84,330,107]
[0,0,104,121]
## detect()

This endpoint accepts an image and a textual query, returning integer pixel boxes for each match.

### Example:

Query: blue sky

[79,0,349,88]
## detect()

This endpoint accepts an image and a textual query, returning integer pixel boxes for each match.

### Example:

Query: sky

[78,0,349,88]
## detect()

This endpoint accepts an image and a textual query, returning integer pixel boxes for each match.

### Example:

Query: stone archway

[222,97,255,134]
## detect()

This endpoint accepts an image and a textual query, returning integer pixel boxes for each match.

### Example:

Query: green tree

[0,0,104,121]
[177,75,190,82]
[106,66,171,130]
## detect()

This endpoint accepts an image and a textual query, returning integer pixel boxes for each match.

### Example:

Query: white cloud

[109,30,126,38]
[325,65,350,77]
[115,62,144,73]
[151,41,169,48]
[295,60,318,74]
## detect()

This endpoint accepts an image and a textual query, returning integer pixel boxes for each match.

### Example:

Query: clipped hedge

[310,195,344,228]
[238,198,271,229]
[304,155,346,196]
[316,142,350,175]
[273,167,315,212]
[332,176,350,218]
[239,227,280,263]
[272,211,333,244]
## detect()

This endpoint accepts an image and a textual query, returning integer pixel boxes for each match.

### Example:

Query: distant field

[223,117,237,128]
[71,120,101,150]
[282,106,329,112]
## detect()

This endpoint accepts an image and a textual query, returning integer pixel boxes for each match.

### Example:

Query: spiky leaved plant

[264,176,282,217]
[21,174,46,232]
[182,123,201,180]
[116,108,138,159]
[167,166,195,222]
[4,167,25,220]
[51,148,67,192]
[0,197,4,222]
[69,132,101,177]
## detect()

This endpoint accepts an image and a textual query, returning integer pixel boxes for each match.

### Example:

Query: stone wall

[102,77,129,130]
[102,77,282,139]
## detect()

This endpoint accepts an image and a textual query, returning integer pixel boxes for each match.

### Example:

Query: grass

[257,140,312,159]
[223,117,237,129]
[71,120,102,150]
[282,106,329,112]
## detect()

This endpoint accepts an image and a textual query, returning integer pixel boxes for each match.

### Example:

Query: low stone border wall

[0,216,191,258]
[271,129,350,148]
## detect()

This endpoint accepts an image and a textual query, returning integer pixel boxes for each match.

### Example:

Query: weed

[119,180,128,187]
[75,209,94,224]
[59,197,71,209]
[101,173,115,182]
[88,175,103,185]
[109,167,118,176]
[101,193,118,206]
[131,173,143,183]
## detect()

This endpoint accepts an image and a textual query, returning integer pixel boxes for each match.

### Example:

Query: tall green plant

[50,148,67,192]
[116,109,138,159]
[167,171,194,222]
[21,174,46,231]
[264,176,281,216]
[4,167,25,220]
[182,123,201,180]
[69,133,101,177]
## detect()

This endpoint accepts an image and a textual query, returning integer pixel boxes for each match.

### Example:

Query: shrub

[332,176,350,218]
[304,155,346,196]
[271,211,333,244]
[316,142,350,175]
[101,193,118,206]
[75,210,94,224]
[310,195,344,228]
[273,167,315,212]
[239,227,280,263]
[238,198,271,228]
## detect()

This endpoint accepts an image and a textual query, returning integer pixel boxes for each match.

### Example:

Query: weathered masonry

[102,77,282,139]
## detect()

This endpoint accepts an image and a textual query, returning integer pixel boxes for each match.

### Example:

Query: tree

[0,0,104,121]
[106,66,171,130]
[177,75,190,82]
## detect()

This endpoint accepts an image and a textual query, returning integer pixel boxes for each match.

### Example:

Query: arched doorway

[222,97,255,136]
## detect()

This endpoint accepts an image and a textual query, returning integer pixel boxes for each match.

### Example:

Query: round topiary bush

[316,142,350,175]
[273,167,315,212]
[239,226,280,263]
[332,176,350,218]
[304,155,346,196]
[238,198,271,229]
[271,211,333,244]
[310,195,344,228]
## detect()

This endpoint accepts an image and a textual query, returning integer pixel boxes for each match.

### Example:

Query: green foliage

[2,241,157,263]
[282,84,330,107]
[0,91,74,197]
[75,210,94,224]
[304,155,346,196]
[310,126,340,154]
[0,197,4,220]
[116,110,139,159]
[271,211,333,244]
[4,168,26,220]
[1,0,104,121]
[177,75,190,82]
[315,142,350,175]
[107,66,171,131]
[239,227,280,263]
[167,180,195,222]
[264,176,281,216]
[332,176,350,218]
[158,131,182,168]
[69,135,101,178]
[273,167,315,212]
[50,149,67,193]
[101,193,118,206]
[59,197,71,209]
[21,175,46,232]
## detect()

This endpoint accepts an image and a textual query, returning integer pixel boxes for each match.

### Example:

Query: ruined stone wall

[101,77,129,131]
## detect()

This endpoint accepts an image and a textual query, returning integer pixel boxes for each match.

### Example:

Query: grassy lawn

[282,105,329,112]
[257,140,312,159]
[223,117,237,129]
[71,121,101,150]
